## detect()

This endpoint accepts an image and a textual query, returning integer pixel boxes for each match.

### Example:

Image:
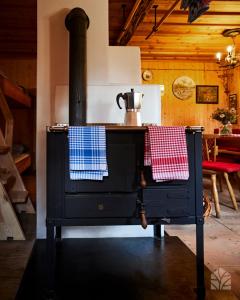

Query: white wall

[108,47,141,84]
[37,0,159,238]
[54,84,161,125]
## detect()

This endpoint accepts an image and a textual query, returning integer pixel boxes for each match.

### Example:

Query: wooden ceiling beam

[143,10,240,18]
[145,0,181,40]
[159,22,240,27]
[116,0,155,45]
[132,25,239,36]
[139,16,240,25]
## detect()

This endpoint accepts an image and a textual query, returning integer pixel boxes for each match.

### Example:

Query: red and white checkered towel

[144,126,189,181]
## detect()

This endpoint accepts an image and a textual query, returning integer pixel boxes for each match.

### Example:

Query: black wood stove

[46,125,205,298]
[46,7,205,299]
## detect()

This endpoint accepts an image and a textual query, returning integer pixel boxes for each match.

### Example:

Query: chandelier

[216,28,240,69]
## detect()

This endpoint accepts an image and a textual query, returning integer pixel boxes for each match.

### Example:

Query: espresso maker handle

[116,93,124,109]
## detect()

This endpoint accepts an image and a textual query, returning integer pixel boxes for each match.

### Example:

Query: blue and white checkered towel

[68,126,108,180]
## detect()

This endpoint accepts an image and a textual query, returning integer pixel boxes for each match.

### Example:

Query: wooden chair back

[202,136,218,162]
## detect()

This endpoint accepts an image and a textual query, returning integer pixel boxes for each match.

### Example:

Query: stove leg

[196,220,205,299]
[154,224,164,238]
[46,223,56,299]
[55,226,62,241]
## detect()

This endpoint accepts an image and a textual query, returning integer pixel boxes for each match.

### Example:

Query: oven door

[65,131,143,193]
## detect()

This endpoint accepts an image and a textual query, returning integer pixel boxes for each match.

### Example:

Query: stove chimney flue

[65,7,89,125]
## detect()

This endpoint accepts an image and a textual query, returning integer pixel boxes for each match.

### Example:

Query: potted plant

[211,108,237,135]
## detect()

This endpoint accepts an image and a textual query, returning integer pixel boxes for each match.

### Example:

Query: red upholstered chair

[202,136,240,218]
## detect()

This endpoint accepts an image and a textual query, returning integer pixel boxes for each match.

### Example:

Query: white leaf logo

[211,268,231,290]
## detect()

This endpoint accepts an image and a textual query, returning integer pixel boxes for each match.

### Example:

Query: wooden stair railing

[0,86,35,240]
[14,153,31,174]
[0,182,25,240]
[0,75,32,108]
[0,129,36,240]
[0,145,10,154]
[0,88,13,149]
[0,84,32,174]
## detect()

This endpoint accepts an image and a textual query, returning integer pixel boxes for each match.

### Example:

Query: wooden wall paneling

[215,66,240,129]
[231,67,240,127]
[0,59,36,89]
[141,60,227,133]
[0,0,37,58]
[233,68,240,96]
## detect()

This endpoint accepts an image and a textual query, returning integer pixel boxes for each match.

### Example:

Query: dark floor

[0,239,34,300]
[16,236,211,300]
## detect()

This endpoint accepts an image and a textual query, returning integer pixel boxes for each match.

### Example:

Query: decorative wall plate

[172,76,195,100]
[142,70,153,81]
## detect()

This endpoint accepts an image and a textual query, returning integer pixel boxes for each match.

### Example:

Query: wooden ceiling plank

[109,0,240,62]
[133,24,239,36]
[162,15,240,24]
[141,55,215,60]
[133,43,236,49]
[136,22,240,27]
[0,53,36,59]
[143,10,240,19]
[139,45,227,51]
[130,37,239,47]
[140,16,240,25]
[141,56,214,62]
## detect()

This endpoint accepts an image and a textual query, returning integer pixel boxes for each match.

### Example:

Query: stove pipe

[65,8,89,125]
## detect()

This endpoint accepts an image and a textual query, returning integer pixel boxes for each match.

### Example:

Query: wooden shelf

[0,74,31,108]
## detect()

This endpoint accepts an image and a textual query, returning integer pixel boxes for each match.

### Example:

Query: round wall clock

[172,76,195,100]
[142,70,153,81]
